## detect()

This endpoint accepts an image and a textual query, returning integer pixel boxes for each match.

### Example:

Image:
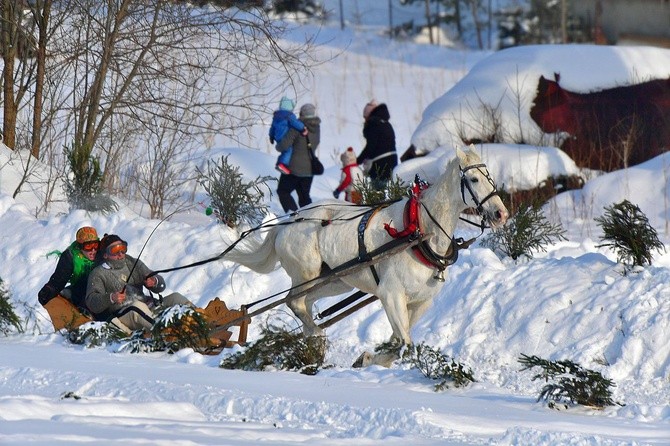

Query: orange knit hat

[75,226,99,244]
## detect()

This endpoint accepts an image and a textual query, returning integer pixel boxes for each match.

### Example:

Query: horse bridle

[459,162,500,221]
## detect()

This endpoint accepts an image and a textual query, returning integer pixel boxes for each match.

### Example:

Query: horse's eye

[469,177,479,184]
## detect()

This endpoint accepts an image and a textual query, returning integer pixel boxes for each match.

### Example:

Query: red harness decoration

[384,178,436,268]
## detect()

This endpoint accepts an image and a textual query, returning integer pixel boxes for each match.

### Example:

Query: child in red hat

[333,147,365,204]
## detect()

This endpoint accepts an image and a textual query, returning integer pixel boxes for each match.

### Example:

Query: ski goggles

[106,242,128,256]
[80,241,100,252]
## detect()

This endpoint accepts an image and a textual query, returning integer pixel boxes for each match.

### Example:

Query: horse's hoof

[352,351,373,368]
[352,351,397,368]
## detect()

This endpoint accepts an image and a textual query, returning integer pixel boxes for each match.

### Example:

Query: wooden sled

[197,297,249,348]
[42,295,249,351]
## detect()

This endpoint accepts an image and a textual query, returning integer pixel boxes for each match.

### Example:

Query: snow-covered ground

[1,3,670,445]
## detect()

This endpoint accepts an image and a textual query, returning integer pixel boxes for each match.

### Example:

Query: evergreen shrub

[354,175,408,205]
[197,155,274,228]
[0,278,22,335]
[519,354,620,409]
[64,143,118,214]
[219,326,327,375]
[595,199,664,269]
[481,202,566,260]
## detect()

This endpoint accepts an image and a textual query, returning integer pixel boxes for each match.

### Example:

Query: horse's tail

[225,227,279,274]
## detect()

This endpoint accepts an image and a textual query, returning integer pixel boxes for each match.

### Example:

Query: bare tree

[464,0,484,49]
[1,0,35,151]
[56,2,311,161]
[4,0,317,214]
[125,96,202,219]
[27,0,53,158]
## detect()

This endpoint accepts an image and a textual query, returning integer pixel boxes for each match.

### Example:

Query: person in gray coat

[276,103,321,212]
[85,234,192,334]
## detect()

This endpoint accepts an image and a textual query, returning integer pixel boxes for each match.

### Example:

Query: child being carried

[269,96,308,174]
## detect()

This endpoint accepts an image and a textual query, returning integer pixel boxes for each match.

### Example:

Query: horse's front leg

[377,290,412,345]
[351,289,410,368]
[407,297,435,329]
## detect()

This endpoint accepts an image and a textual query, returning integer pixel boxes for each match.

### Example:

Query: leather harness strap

[357,207,383,285]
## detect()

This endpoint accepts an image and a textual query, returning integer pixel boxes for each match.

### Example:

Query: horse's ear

[456,144,479,162]
[455,146,466,161]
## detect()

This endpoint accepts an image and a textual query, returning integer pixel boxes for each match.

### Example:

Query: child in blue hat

[269,96,307,174]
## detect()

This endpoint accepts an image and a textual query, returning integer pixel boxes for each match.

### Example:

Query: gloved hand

[332,190,340,199]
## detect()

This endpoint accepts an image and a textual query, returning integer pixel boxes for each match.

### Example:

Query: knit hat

[76,226,99,244]
[279,96,295,111]
[340,147,357,166]
[99,233,125,254]
[363,100,378,119]
[299,103,316,118]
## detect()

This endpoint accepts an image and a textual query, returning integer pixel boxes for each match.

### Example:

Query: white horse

[226,146,508,352]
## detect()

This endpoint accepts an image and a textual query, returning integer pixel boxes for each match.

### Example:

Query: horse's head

[456,146,509,229]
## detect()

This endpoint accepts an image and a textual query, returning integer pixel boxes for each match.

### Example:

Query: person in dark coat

[276,103,321,212]
[38,226,100,311]
[357,100,398,190]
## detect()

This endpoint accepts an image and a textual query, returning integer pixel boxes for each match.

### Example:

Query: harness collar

[383,173,481,280]
[383,175,452,278]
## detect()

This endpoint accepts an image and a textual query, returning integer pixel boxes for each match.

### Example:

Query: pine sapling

[219,326,327,375]
[481,202,566,260]
[402,343,476,391]
[354,175,408,205]
[151,305,214,353]
[67,321,126,348]
[375,340,476,391]
[518,354,621,409]
[197,155,275,228]
[0,278,22,335]
[595,199,665,269]
[63,143,118,214]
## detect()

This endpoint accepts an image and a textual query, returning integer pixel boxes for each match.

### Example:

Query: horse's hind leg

[287,279,354,338]
[286,289,324,338]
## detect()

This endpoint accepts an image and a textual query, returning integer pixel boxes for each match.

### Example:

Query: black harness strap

[316,290,368,320]
[415,236,476,271]
[357,208,382,285]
